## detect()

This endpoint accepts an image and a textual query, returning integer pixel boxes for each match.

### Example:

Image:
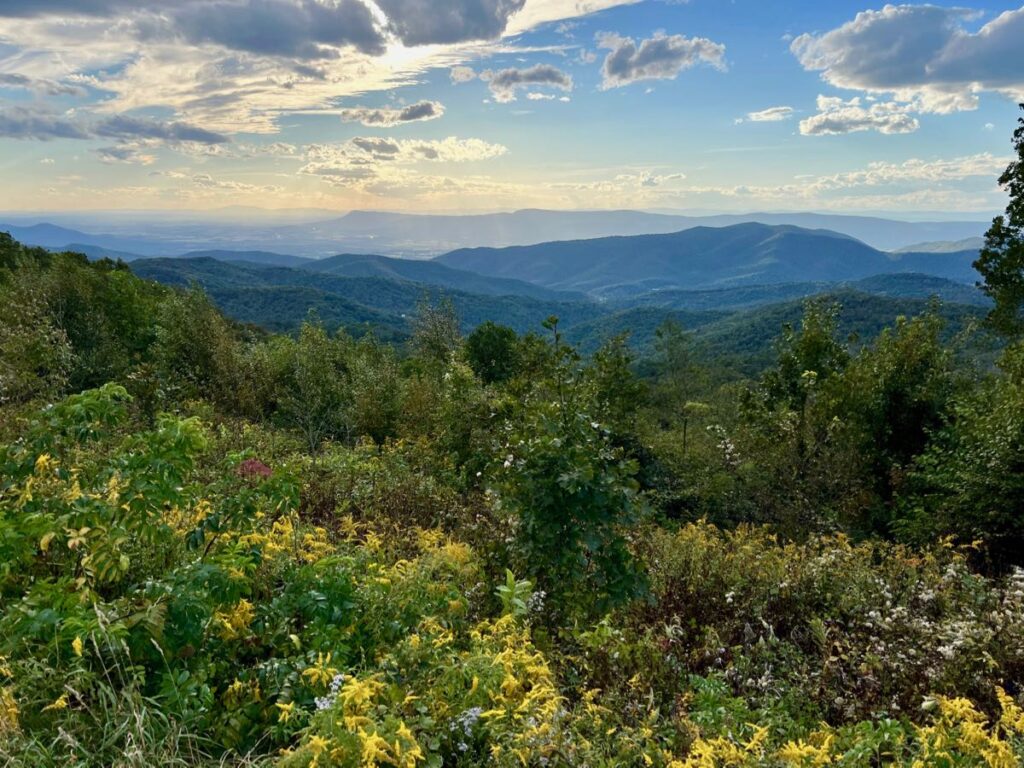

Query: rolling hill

[438,223,981,295]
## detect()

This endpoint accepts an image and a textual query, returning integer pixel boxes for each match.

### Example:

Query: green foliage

[899,340,1024,566]
[273,321,352,452]
[154,286,242,404]
[760,298,850,412]
[464,321,520,384]
[489,319,646,619]
[411,296,461,367]
[975,103,1024,336]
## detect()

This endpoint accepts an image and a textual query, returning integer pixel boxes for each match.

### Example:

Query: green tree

[491,320,646,619]
[826,310,955,535]
[348,336,401,445]
[760,298,849,412]
[153,285,239,404]
[276,321,351,452]
[587,333,645,436]
[411,296,461,367]
[899,343,1024,568]
[464,321,520,384]
[0,274,73,405]
[975,103,1024,336]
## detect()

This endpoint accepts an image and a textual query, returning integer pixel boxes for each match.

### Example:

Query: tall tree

[975,104,1024,336]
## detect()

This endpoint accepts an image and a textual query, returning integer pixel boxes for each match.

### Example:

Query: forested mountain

[438,223,981,294]
[129,256,596,336]
[126,253,992,370]
[300,252,582,299]
[612,273,989,311]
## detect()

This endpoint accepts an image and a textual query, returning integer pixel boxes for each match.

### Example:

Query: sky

[0,0,1022,216]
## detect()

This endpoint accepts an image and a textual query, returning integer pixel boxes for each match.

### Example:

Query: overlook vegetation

[1,111,1024,768]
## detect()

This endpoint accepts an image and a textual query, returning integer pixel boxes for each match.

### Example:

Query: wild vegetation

[1,109,1024,767]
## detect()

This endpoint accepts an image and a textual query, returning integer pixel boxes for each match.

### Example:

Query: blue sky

[0,0,1021,215]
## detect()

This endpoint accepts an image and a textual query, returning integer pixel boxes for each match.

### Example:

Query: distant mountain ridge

[437,223,981,295]
[4,208,989,257]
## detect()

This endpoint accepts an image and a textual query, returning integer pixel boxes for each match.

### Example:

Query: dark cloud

[792,6,1024,112]
[0,106,92,140]
[599,32,726,88]
[339,100,445,127]
[95,114,230,144]
[351,136,402,158]
[480,64,572,102]
[0,0,529,55]
[0,105,229,148]
[171,0,385,59]
[377,0,527,46]
[0,73,86,96]
[0,0,142,15]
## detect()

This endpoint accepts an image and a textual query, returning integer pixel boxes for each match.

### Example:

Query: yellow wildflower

[34,453,54,475]
[72,636,84,658]
[275,700,296,723]
[214,599,255,641]
[359,729,392,767]
[307,734,330,757]
[42,694,69,713]
[340,676,384,713]
[0,688,18,734]
[302,652,338,689]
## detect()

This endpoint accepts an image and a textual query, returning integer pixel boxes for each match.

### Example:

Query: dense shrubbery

[2,384,1023,766]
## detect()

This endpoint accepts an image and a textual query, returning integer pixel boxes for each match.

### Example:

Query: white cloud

[301,135,508,187]
[450,65,477,84]
[807,152,1009,191]
[742,106,794,123]
[0,0,628,138]
[597,31,725,88]
[799,96,919,136]
[791,5,1024,113]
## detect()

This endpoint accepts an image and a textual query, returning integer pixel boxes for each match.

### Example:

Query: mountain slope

[129,257,602,336]
[181,250,314,268]
[438,224,981,295]
[301,252,581,300]
[613,273,989,312]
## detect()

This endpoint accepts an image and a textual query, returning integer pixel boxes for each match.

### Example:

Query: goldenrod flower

[302,652,339,689]
[275,700,296,723]
[42,694,69,713]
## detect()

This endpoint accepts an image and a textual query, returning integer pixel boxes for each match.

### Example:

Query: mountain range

[121,219,992,369]
[1,208,991,258]
[438,223,981,295]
